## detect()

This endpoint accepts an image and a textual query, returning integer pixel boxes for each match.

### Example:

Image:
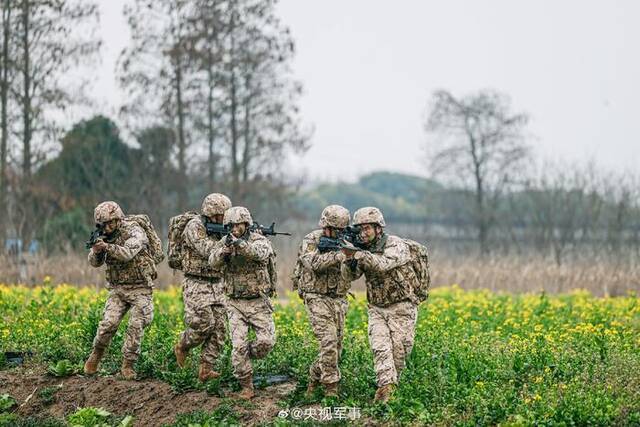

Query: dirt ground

[0,366,298,426]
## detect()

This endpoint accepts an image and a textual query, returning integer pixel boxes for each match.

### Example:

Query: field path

[0,367,297,426]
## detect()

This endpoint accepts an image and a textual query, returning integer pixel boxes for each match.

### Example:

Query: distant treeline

[297,170,640,264]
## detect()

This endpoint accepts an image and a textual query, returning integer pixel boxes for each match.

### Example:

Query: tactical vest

[181,218,222,279]
[104,220,157,286]
[296,230,351,298]
[363,234,418,307]
[223,232,272,299]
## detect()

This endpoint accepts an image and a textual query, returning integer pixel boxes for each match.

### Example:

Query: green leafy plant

[66,407,111,427]
[0,413,19,427]
[169,403,240,426]
[118,415,134,427]
[38,385,61,405]
[48,359,77,377]
[0,394,16,413]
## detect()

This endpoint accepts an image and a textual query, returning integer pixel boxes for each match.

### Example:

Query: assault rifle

[85,224,106,249]
[224,222,291,246]
[204,220,227,236]
[250,222,291,237]
[317,225,363,253]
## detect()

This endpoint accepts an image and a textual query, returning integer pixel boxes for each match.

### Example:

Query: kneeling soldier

[209,206,276,399]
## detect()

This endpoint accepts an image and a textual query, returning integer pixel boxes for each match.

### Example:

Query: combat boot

[83,347,105,375]
[198,362,221,382]
[305,378,320,397]
[237,376,255,400]
[120,359,136,380]
[374,383,396,403]
[323,381,339,397]
[174,342,189,368]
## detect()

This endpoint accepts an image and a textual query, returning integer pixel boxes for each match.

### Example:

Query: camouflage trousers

[226,297,276,381]
[178,276,227,365]
[305,293,348,385]
[368,301,418,386]
[92,285,154,362]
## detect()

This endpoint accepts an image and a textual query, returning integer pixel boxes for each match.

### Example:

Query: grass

[1,282,639,425]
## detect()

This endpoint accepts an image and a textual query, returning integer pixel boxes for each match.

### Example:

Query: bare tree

[424,89,530,256]
[601,172,640,259]
[118,0,197,210]
[190,0,228,189]
[524,161,610,266]
[223,0,310,201]
[119,0,310,213]
[0,0,17,246]
[11,0,100,245]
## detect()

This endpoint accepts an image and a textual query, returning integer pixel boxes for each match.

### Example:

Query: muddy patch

[0,366,297,426]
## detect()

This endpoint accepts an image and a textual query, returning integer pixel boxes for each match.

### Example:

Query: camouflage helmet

[94,201,124,224]
[319,204,350,229]
[202,193,232,217]
[223,206,253,226]
[353,206,386,227]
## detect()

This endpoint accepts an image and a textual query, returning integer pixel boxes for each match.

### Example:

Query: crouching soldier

[340,207,422,403]
[292,205,353,397]
[209,207,276,399]
[84,201,162,380]
[174,193,232,382]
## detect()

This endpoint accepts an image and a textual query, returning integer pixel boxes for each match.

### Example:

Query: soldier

[209,206,276,400]
[174,193,232,382]
[340,207,420,403]
[84,201,158,380]
[293,205,353,397]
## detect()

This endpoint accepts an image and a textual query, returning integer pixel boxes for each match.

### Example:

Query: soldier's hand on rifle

[341,247,357,259]
[92,239,107,253]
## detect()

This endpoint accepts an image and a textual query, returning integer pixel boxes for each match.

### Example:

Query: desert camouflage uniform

[295,229,351,385]
[88,219,157,362]
[177,217,226,366]
[341,233,419,387]
[209,230,276,381]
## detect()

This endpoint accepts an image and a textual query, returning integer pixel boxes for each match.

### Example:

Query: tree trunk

[0,0,12,246]
[205,25,217,189]
[20,0,31,248]
[175,52,187,210]
[229,15,239,199]
[21,0,29,180]
[469,130,488,256]
[241,76,251,184]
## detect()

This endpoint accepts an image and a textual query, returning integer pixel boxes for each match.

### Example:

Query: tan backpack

[403,239,431,303]
[126,214,165,265]
[167,211,200,270]
[266,253,278,297]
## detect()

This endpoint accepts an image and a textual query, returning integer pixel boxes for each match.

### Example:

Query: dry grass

[431,255,640,297]
[1,249,638,297]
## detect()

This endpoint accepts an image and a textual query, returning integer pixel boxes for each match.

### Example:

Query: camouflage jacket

[88,220,157,287]
[294,230,352,298]
[181,217,222,279]
[209,231,274,299]
[340,234,418,307]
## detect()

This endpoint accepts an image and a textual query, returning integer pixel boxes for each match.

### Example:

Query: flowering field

[1,281,640,426]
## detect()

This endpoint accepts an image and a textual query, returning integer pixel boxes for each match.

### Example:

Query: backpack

[126,214,165,265]
[403,239,431,303]
[266,253,278,298]
[167,211,200,270]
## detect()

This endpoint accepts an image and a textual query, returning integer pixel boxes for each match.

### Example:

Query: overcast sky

[94,0,640,182]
